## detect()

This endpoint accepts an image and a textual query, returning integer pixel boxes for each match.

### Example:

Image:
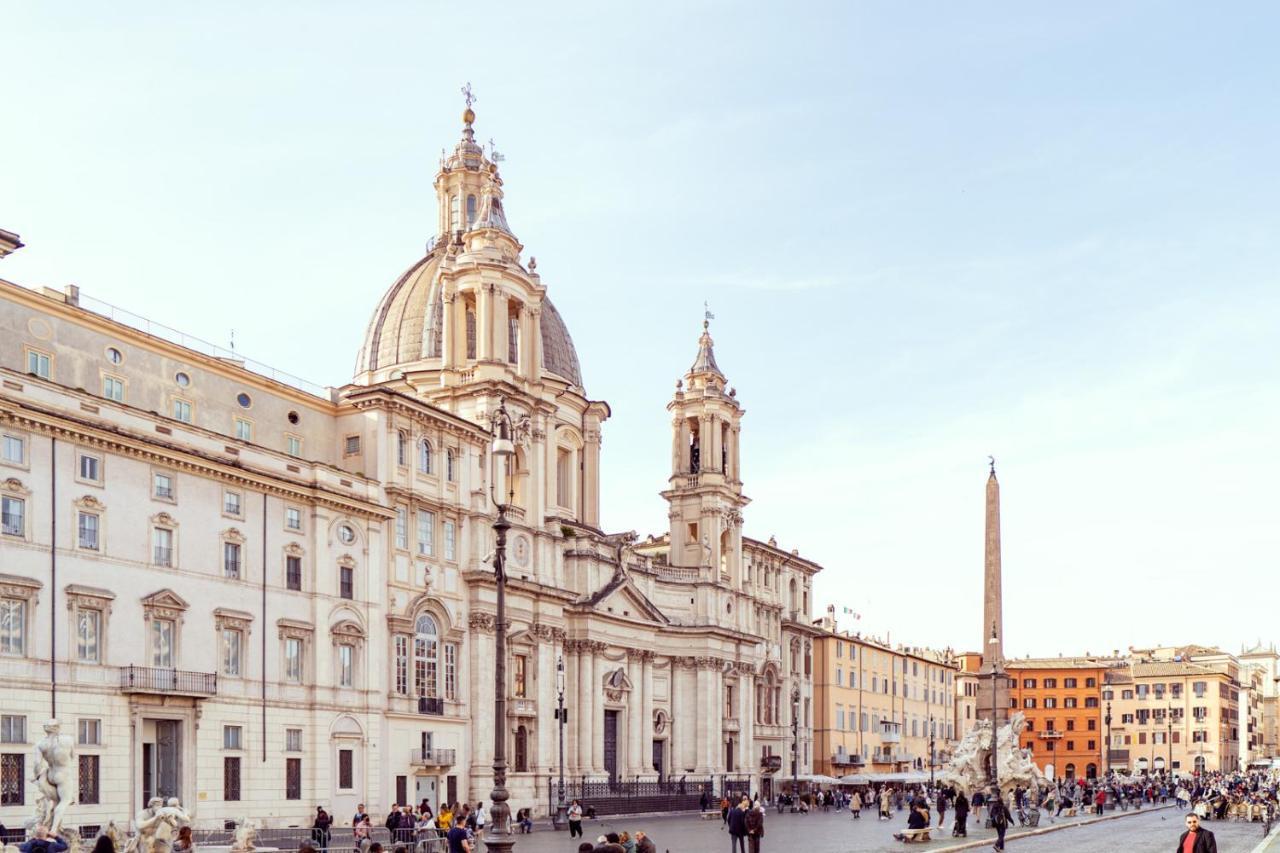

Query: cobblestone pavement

[483,804,1280,853]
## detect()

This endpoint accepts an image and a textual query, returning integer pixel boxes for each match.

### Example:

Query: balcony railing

[723,717,740,733]
[153,547,174,567]
[760,755,783,773]
[410,748,457,767]
[1037,730,1065,739]
[832,753,865,767]
[1108,749,1130,762]
[418,696,445,715]
[879,729,901,744]
[119,665,217,697]
[510,697,536,716]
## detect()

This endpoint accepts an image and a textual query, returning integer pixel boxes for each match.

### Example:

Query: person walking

[850,790,862,819]
[1175,813,1217,853]
[567,800,584,839]
[745,802,765,853]
[988,790,1010,852]
[952,791,969,837]
[936,788,949,829]
[312,807,333,851]
[727,797,749,853]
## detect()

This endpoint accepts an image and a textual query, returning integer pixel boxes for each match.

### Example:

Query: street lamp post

[552,654,568,830]
[1167,704,1174,784]
[929,716,936,789]
[1104,701,1112,777]
[791,685,801,812]
[487,399,518,853]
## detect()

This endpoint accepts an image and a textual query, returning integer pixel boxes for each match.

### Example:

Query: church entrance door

[603,710,619,784]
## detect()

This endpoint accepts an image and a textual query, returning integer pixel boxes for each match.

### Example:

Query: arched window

[418,440,433,474]
[414,615,439,698]
[465,308,477,359]
[397,430,408,467]
[446,449,456,482]
[789,578,798,612]
[466,195,477,228]
[1065,763,1076,779]
[1086,763,1097,780]
[514,725,528,772]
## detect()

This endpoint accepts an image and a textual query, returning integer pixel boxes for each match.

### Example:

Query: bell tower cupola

[662,313,749,582]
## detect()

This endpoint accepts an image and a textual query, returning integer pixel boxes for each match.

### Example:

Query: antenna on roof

[229,329,236,352]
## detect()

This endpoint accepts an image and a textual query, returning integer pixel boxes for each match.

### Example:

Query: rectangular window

[1,496,24,537]
[446,450,456,482]
[0,716,25,743]
[77,719,100,746]
[78,754,100,805]
[444,520,456,561]
[338,749,353,789]
[78,453,102,483]
[285,757,301,800]
[339,644,354,688]
[397,431,408,467]
[344,435,360,455]
[26,349,51,379]
[286,435,302,457]
[77,512,99,550]
[151,619,174,667]
[444,643,457,700]
[0,601,26,656]
[395,506,408,550]
[224,542,242,579]
[1043,678,1057,689]
[286,555,302,591]
[234,419,253,441]
[1023,678,1036,689]
[1,754,24,805]
[395,636,409,695]
[1064,697,1078,708]
[340,566,353,600]
[284,638,303,682]
[513,654,527,697]
[2,435,24,464]
[508,315,519,364]
[102,376,125,402]
[224,756,241,801]
[223,725,242,750]
[222,629,242,677]
[835,669,843,687]
[224,491,242,516]
[285,728,302,752]
[172,399,193,423]
[153,472,174,500]
[417,510,435,555]
[556,447,571,508]
[76,609,100,663]
[153,527,174,567]
[285,507,302,531]
[1063,677,1077,689]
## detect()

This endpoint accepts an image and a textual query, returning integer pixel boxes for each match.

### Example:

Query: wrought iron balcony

[119,665,216,697]
[1107,749,1130,762]
[760,755,782,772]
[410,748,457,767]
[879,729,901,744]
[418,696,445,715]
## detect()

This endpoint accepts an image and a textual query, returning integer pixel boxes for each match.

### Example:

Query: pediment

[141,589,189,611]
[591,581,668,625]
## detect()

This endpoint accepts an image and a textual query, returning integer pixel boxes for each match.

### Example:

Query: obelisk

[979,457,1007,728]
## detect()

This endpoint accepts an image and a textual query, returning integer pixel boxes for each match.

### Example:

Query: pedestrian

[850,790,862,819]
[936,788,949,829]
[701,790,711,812]
[1176,813,1217,853]
[472,801,487,842]
[879,789,892,821]
[952,791,969,837]
[171,828,195,853]
[353,804,369,828]
[988,790,1010,852]
[568,800,584,838]
[634,831,657,853]
[313,807,333,850]
[444,817,471,853]
[721,794,731,827]
[727,797,749,853]
[745,801,764,853]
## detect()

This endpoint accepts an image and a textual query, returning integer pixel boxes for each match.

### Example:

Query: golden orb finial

[463,107,475,126]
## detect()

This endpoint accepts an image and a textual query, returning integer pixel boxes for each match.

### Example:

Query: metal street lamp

[552,654,568,830]
[929,716,936,789]
[1104,700,1112,777]
[1167,704,1174,784]
[791,685,801,812]
[487,399,517,853]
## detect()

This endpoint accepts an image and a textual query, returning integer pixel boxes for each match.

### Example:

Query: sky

[3,2,1278,659]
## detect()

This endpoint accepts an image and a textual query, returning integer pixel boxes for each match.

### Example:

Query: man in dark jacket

[19,828,68,853]
[952,792,970,837]
[988,791,1010,852]
[745,803,765,853]
[727,797,749,853]
[633,831,657,853]
[1175,813,1217,853]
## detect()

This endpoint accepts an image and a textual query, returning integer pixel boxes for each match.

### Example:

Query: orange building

[1006,657,1121,782]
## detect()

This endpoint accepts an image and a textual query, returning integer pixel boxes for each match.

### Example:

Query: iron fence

[119,665,218,695]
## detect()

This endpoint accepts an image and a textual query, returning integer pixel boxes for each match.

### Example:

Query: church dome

[354,250,585,388]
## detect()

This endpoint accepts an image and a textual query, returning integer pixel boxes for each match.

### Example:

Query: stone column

[441,286,456,369]
[582,427,601,527]
[627,652,643,776]
[494,289,509,364]
[642,653,655,778]
[577,643,593,776]
[592,645,606,773]
[695,663,711,773]
[477,284,493,361]
[469,613,496,782]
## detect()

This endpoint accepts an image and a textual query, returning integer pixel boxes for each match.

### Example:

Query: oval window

[236,392,252,408]
[175,372,191,387]
[338,525,355,544]
[106,347,124,364]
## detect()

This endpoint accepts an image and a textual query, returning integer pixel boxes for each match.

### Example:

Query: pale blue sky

[4,3,1278,657]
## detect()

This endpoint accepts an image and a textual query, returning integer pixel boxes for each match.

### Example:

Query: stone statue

[124,798,167,853]
[939,712,1047,797]
[105,821,129,853]
[230,818,257,853]
[29,719,75,835]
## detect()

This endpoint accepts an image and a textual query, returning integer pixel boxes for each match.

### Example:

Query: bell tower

[662,316,749,583]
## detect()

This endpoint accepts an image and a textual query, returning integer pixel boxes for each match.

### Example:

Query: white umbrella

[839,773,871,785]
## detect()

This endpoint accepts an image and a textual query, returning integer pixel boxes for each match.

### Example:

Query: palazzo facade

[0,104,819,830]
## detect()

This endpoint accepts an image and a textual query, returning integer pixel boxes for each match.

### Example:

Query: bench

[894,828,931,843]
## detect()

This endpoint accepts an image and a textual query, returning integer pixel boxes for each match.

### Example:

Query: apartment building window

[444,642,457,700]
[223,725,242,750]
[78,754,100,805]
[1063,678,1077,689]
[340,566,354,600]
[1193,682,1207,698]
[443,521,456,561]
[26,349,51,379]
[1044,697,1057,709]
[418,440,433,474]
[1064,697,1078,708]
[338,644,354,688]
[338,750,354,790]
[1154,684,1166,699]
[224,756,241,801]
[836,707,845,730]
[1023,698,1036,708]
[1138,709,1150,724]
[395,507,408,550]
[417,510,434,556]
[285,758,302,800]
[0,754,23,805]
[286,555,303,591]
[284,638,303,683]
[1085,697,1099,708]
[77,512,100,550]
[1136,685,1149,699]
[397,431,409,467]
[446,449,456,482]
[0,601,26,656]
[1085,677,1097,688]
[234,419,253,442]
[77,720,100,746]
[78,453,102,484]
[1,495,24,537]
[75,610,101,663]
[835,669,843,687]
[2,435,24,465]
[513,655,527,697]
[172,398,193,423]
[153,527,174,568]
[224,542,242,579]
[222,629,243,677]
[1,716,25,743]
[285,729,302,752]
[285,507,302,531]
[394,636,409,695]
[153,472,175,500]
[1067,719,1075,731]
[224,491,242,517]
[102,376,125,402]
[1023,678,1036,689]
[1088,718,1096,731]
[286,435,303,457]
[1043,678,1057,688]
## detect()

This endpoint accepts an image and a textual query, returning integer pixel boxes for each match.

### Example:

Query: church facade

[0,105,819,830]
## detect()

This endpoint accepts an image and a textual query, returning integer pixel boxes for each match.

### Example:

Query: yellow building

[813,610,958,778]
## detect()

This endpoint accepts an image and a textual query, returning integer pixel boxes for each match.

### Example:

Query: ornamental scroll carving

[468,612,496,632]
[565,639,608,654]
[626,649,656,662]
[529,623,567,643]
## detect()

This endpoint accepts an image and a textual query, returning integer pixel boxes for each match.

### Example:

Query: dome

[355,252,585,388]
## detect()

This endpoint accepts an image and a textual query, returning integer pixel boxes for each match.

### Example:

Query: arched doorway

[1086,763,1098,780]
[1137,757,1149,772]
[1154,757,1166,773]
[1044,763,1056,781]
[1064,763,1076,780]
[1194,755,1206,773]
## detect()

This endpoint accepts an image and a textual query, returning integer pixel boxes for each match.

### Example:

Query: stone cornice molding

[330,620,366,647]
[73,494,106,511]
[468,612,496,632]
[142,589,189,622]
[337,553,358,569]
[1,477,30,496]
[0,573,42,601]
[221,526,246,544]
[284,542,305,557]
[214,608,255,632]
[150,511,178,528]
[626,649,656,662]
[64,584,114,614]
[277,618,315,641]
[528,622,567,643]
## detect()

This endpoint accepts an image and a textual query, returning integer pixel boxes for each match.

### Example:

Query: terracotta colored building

[1006,657,1117,781]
